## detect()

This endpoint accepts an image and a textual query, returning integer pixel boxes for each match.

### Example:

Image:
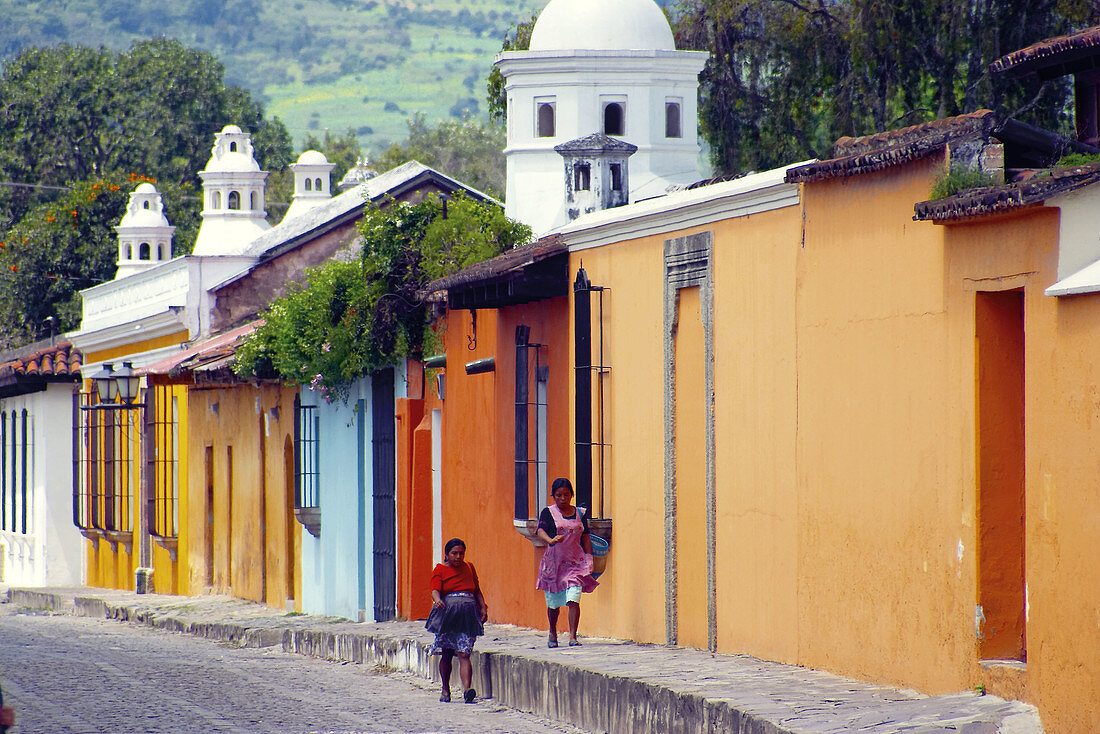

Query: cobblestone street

[0,604,580,734]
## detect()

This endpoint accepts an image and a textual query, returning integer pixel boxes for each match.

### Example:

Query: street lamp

[114,362,140,405]
[91,362,116,403]
[90,361,141,404]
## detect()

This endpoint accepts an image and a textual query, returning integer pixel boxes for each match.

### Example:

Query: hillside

[0,0,545,153]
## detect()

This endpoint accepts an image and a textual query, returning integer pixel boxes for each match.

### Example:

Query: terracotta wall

[436,297,572,627]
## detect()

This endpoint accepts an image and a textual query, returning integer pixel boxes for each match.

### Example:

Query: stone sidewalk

[3,586,1041,734]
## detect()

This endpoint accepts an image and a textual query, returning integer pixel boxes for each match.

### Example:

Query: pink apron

[536,504,599,594]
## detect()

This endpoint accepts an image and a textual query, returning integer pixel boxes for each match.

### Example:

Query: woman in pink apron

[536,477,598,647]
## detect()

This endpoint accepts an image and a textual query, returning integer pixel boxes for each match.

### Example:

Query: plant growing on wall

[234,192,531,399]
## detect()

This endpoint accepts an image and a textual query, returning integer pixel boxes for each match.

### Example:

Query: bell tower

[496,0,708,235]
[114,183,175,279]
[193,124,271,256]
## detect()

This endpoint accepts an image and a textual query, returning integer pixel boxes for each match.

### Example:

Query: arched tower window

[228,191,240,210]
[314,177,323,191]
[304,178,312,192]
[230,141,238,152]
[603,102,624,136]
[157,243,165,260]
[665,102,682,138]
[213,191,222,209]
[139,243,151,260]
[143,201,150,209]
[124,244,132,260]
[537,102,555,137]
[250,192,257,209]
[610,163,623,191]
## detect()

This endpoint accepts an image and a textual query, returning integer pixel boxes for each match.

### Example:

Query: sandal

[547,638,558,648]
[439,691,451,703]
[464,688,477,704]
[568,639,581,646]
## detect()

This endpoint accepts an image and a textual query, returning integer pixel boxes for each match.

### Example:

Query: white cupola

[283,150,336,221]
[338,157,378,191]
[193,124,271,255]
[556,133,638,221]
[495,0,708,235]
[114,183,175,279]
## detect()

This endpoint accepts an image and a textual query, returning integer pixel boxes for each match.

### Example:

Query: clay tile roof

[991,26,1100,78]
[426,234,567,294]
[913,161,1100,222]
[423,235,570,311]
[785,110,997,184]
[0,341,83,382]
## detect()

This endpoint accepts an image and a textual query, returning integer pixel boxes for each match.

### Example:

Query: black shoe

[440,691,451,703]
[463,688,476,704]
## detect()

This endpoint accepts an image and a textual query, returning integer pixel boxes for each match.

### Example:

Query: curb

[5,588,1043,734]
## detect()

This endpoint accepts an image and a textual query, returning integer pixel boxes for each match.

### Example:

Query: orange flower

[9,266,17,273]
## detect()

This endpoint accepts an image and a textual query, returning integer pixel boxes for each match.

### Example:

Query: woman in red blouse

[428,538,487,703]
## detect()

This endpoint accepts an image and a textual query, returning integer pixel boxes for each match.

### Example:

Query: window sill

[295,507,321,538]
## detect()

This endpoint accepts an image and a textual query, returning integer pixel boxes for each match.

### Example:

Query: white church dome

[529,0,676,51]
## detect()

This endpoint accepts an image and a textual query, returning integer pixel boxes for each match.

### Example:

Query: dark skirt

[427,592,484,655]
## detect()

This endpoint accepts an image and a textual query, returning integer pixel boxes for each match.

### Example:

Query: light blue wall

[298,367,405,620]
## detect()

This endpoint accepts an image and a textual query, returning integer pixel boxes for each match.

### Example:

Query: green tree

[670,0,1084,176]
[0,173,197,345]
[486,14,537,124]
[0,39,290,347]
[234,193,531,398]
[374,114,506,199]
[0,39,292,231]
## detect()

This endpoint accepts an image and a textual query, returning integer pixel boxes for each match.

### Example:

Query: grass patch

[930,169,997,200]
[1056,152,1100,167]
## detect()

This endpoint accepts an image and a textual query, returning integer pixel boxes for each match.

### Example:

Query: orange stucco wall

[569,204,803,651]
[943,208,1099,733]
[427,155,1096,730]
[794,158,966,689]
[436,297,572,627]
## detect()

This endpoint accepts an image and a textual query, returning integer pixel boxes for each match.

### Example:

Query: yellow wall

[185,383,300,607]
[84,331,190,366]
[795,158,967,689]
[570,235,670,645]
[944,208,1099,733]
[569,154,1096,730]
[82,332,191,591]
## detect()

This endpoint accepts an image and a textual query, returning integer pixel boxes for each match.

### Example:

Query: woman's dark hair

[444,538,466,556]
[551,477,573,496]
